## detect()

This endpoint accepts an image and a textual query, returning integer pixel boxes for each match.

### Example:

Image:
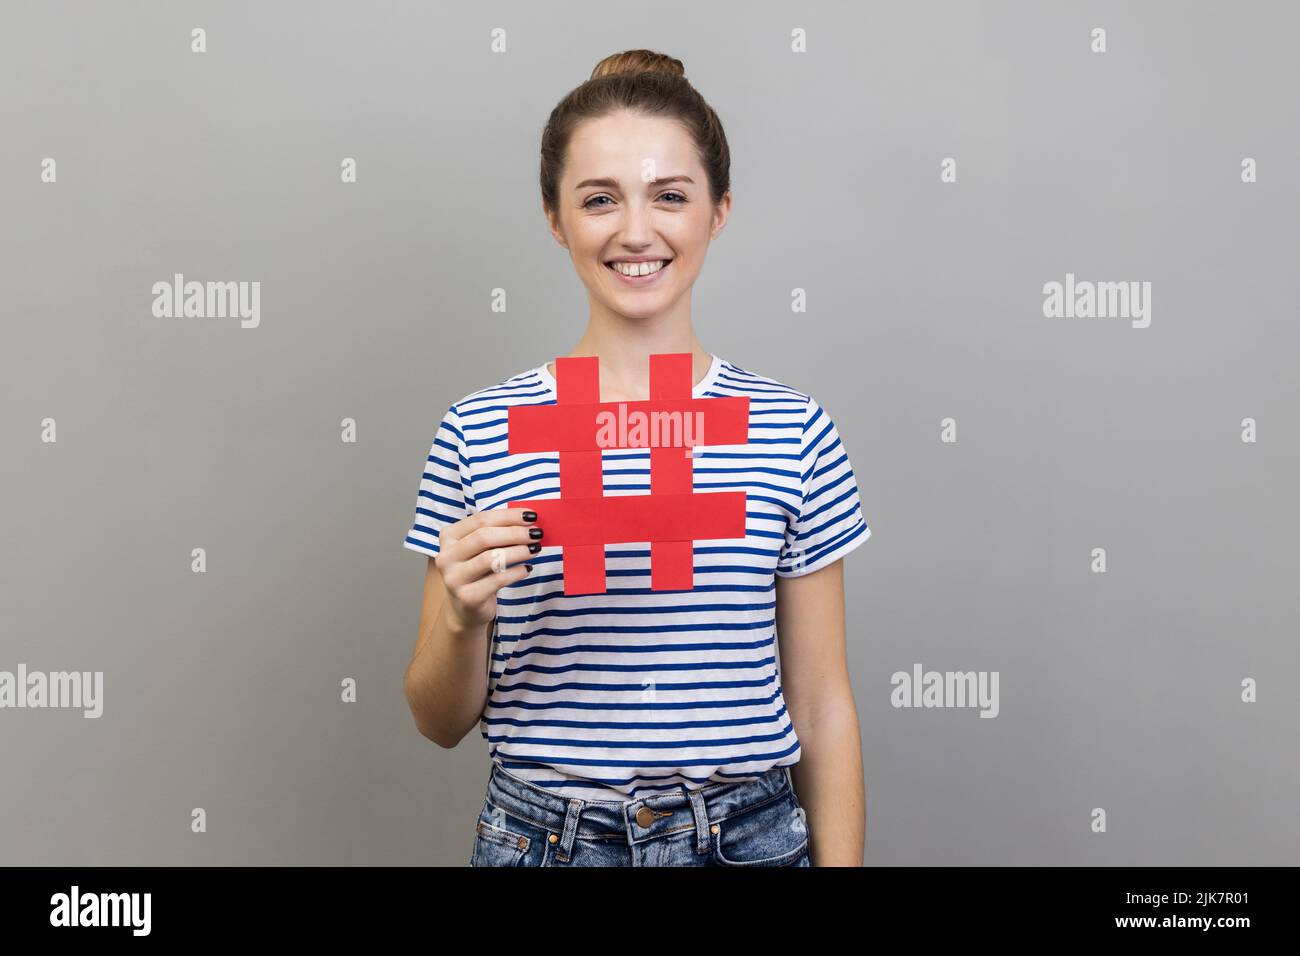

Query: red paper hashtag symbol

[506,353,749,595]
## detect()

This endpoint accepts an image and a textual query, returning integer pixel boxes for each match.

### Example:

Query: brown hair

[539,49,731,215]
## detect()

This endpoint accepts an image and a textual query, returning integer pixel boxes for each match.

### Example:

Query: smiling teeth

[611,260,668,276]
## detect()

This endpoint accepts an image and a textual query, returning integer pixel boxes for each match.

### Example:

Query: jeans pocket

[471,818,530,867]
[470,799,554,867]
[471,796,539,867]
[712,792,809,867]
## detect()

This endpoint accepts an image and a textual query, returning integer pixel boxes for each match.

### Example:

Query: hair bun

[590,49,685,80]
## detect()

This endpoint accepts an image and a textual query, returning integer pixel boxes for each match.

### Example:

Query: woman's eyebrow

[573,175,695,191]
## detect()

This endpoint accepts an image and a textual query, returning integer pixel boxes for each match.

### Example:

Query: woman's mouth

[605,258,672,285]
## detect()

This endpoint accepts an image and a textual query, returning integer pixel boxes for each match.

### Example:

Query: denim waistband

[483,762,796,863]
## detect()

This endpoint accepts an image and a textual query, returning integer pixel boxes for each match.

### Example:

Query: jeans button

[635,807,655,828]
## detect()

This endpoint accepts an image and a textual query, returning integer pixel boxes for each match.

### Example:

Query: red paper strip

[507,397,749,452]
[650,354,695,589]
[556,357,604,592]
[507,492,746,546]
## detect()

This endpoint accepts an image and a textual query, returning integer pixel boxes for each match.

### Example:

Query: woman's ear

[710,190,732,239]
[543,202,568,249]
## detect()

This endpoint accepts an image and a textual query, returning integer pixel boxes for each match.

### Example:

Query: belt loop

[688,788,711,855]
[554,797,583,862]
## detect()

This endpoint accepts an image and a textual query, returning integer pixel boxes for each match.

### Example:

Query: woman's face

[547,110,730,319]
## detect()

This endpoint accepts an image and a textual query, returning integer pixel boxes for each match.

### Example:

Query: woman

[402,50,871,866]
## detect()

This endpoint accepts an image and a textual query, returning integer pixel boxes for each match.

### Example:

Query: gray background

[2,0,1296,865]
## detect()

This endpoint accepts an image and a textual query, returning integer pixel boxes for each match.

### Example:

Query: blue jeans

[470,761,811,867]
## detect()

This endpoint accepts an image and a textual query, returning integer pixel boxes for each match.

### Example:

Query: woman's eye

[583,192,686,209]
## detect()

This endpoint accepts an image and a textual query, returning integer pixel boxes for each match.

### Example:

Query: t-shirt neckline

[534,352,721,400]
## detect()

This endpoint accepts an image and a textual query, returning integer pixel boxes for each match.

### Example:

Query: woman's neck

[551,323,710,404]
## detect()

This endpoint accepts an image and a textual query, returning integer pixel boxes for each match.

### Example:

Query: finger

[449,543,536,589]
[441,506,538,552]
[448,521,543,565]
[457,560,532,608]
[441,539,538,592]
[476,543,537,578]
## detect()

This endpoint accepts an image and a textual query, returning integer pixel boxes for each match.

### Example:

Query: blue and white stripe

[404,354,870,800]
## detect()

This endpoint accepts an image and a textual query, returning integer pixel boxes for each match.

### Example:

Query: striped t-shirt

[403,353,871,800]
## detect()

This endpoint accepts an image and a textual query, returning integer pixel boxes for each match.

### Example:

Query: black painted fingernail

[522,510,537,523]
[529,527,543,539]
[525,564,533,572]
[528,543,541,554]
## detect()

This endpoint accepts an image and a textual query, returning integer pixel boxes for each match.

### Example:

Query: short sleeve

[403,403,472,558]
[775,395,872,577]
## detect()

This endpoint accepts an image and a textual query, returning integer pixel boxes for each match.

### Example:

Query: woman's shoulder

[712,356,813,407]
[711,357,859,440]
[444,362,551,418]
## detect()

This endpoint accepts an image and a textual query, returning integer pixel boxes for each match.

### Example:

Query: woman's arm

[404,510,539,748]
[404,557,493,748]
[775,558,866,866]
